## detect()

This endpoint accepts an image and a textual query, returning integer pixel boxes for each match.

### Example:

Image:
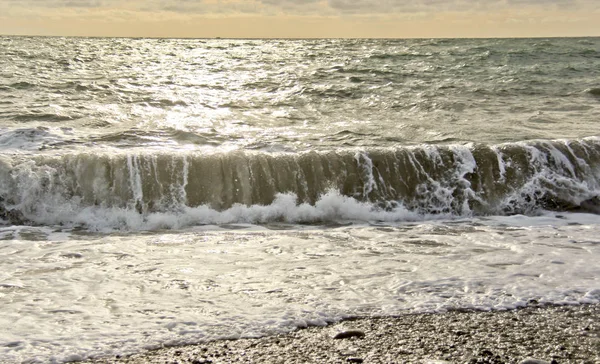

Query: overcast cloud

[2,0,599,15]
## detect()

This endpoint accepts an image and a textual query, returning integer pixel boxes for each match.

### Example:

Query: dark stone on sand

[333,330,366,339]
[480,348,494,356]
[519,359,551,364]
[346,358,364,363]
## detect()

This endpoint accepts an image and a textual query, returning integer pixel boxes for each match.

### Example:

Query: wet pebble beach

[87,304,599,364]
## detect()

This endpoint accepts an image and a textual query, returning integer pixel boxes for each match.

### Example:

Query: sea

[1,36,599,363]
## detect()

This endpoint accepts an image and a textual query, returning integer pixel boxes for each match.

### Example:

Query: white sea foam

[0,127,69,152]
[22,190,421,232]
[0,213,599,363]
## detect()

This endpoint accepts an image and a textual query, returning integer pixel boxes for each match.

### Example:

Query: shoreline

[85,303,599,364]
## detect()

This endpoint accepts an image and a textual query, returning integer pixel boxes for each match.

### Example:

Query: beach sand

[84,304,599,364]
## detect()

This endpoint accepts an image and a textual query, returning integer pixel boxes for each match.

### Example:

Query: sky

[0,0,599,38]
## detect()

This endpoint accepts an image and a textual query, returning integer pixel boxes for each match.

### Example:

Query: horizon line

[2,34,600,40]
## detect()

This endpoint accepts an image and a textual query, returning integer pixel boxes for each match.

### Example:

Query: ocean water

[0,36,599,363]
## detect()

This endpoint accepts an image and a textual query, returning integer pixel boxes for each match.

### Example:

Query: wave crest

[1,138,599,230]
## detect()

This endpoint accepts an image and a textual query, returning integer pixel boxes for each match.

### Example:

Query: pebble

[333,330,366,340]
[519,359,551,364]
[81,304,600,364]
[346,358,364,363]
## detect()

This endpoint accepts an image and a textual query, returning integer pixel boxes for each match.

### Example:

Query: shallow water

[1,214,600,362]
[0,36,599,363]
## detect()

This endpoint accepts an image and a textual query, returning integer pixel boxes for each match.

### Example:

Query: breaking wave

[1,137,599,230]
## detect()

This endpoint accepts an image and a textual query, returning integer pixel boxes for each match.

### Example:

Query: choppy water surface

[1,37,600,152]
[0,36,599,363]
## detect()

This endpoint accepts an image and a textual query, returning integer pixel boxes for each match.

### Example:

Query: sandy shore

[85,304,599,364]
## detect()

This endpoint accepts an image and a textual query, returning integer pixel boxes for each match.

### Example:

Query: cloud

[157,0,600,15]
[1,0,599,17]
[1,0,108,7]
[1,0,598,38]
[324,0,599,14]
